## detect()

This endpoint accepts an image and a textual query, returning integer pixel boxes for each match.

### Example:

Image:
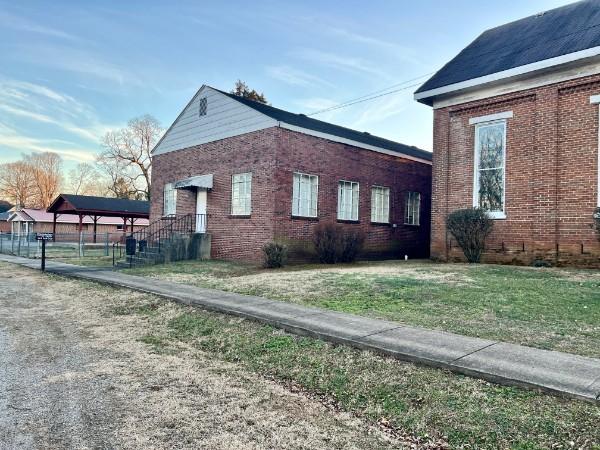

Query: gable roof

[152,85,431,163]
[9,208,149,225]
[215,89,432,162]
[416,0,600,105]
[47,194,149,217]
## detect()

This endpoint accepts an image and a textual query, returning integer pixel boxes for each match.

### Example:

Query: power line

[306,72,434,116]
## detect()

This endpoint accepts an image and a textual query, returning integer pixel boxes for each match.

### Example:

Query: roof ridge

[211,87,431,161]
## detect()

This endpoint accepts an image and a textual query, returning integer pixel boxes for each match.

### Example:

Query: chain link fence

[0,232,127,265]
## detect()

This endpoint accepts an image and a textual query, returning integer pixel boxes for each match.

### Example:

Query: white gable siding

[153,86,277,155]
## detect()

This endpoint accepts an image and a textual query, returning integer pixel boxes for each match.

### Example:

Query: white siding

[153,86,277,155]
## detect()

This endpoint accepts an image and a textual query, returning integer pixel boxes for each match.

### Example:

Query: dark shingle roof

[216,89,432,161]
[0,211,10,221]
[51,194,149,215]
[416,0,600,100]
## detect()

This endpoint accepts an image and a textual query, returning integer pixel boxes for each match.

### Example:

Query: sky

[0,0,575,171]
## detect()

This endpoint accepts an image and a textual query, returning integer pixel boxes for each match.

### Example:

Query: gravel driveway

[0,263,400,449]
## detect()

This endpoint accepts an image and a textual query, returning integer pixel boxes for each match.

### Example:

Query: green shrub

[262,242,288,268]
[446,208,493,263]
[312,223,365,264]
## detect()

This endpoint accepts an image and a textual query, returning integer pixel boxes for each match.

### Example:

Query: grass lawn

[125,259,600,358]
[116,294,600,449]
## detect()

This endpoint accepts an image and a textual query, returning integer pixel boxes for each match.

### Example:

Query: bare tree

[231,80,268,104]
[26,152,63,208]
[67,162,108,196]
[0,161,34,208]
[98,115,162,200]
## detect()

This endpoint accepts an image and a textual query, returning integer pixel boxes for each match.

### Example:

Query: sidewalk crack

[451,342,498,363]
[356,325,403,339]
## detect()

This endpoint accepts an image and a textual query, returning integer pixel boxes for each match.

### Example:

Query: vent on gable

[199,97,207,117]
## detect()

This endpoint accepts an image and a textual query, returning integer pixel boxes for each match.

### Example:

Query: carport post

[104,232,109,256]
[78,214,83,258]
[52,213,57,242]
[92,215,98,243]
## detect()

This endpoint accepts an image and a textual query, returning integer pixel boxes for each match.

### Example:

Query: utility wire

[306,72,434,116]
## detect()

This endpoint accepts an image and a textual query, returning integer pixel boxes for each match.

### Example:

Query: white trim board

[417,48,600,107]
[592,96,600,207]
[278,123,432,165]
[469,111,513,125]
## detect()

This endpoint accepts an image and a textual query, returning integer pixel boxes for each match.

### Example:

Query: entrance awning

[174,174,213,190]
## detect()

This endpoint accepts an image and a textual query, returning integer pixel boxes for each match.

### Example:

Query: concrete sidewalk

[2,253,599,403]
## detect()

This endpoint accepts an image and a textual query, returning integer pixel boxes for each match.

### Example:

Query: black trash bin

[125,237,137,256]
[139,240,147,253]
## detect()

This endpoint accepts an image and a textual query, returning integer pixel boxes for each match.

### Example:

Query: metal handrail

[130,213,206,249]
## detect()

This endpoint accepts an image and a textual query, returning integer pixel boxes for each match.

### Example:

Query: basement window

[199,97,207,117]
[473,120,506,218]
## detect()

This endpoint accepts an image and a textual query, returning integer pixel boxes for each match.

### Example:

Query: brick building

[415,0,600,266]
[151,86,432,261]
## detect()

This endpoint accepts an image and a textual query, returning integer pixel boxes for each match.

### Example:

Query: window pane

[476,121,505,213]
[292,172,318,217]
[478,168,503,211]
[478,124,504,169]
[232,172,251,215]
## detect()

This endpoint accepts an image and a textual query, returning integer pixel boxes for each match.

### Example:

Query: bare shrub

[262,242,288,268]
[312,223,365,264]
[446,208,493,263]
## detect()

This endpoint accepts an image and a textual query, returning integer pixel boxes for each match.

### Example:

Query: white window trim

[469,111,513,125]
[590,95,600,207]
[404,191,421,226]
[337,180,360,221]
[472,119,507,219]
[163,182,177,217]
[292,172,319,218]
[370,185,390,224]
[231,172,252,216]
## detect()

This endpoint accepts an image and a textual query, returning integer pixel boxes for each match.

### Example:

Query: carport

[47,194,150,242]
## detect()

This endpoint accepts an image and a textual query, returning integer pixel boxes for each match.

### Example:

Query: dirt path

[0,263,400,449]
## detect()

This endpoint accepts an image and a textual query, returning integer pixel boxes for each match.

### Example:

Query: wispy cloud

[13,44,144,87]
[294,97,339,112]
[350,93,409,129]
[294,49,392,81]
[0,123,97,162]
[0,11,80,41]
[0,78,117,142]
[266,65,333,88]
[327,27,421,65]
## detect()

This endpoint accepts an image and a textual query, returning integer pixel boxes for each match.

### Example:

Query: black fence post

[41,240,46,272]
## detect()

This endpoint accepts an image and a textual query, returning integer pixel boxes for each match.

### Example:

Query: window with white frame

[371,186,390,223]
[405,191,421,225]
[231,172,252,215]
[292,172,318,217]
[474,120,506,217]
[163,183,177,216]
[338,180,359,221]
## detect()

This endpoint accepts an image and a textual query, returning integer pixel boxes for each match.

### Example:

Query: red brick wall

[151,127,432,262]
[273,129,431,261]
[432,74,600,266]
[151,129,279,261]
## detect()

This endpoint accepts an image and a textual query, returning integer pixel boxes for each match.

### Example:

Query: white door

[196,190,207,233]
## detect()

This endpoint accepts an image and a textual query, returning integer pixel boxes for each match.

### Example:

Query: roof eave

[414,45,600,106]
